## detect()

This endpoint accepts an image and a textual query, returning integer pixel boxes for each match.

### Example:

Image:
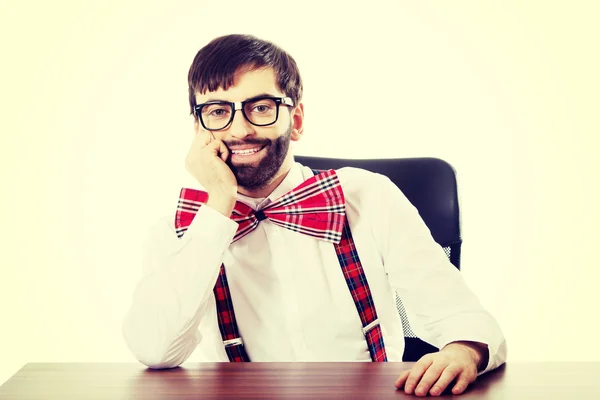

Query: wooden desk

[1,362,599,399]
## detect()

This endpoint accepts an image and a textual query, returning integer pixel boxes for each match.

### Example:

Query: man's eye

[206,108,230,118]
[252,104,271,113]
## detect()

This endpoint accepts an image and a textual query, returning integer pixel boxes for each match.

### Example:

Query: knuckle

[467,369,478,381]
[417,356,433,368]
[428,360,448,372]
[445,365,461,375]
[419,377,434,388]
[412,363,426,373]
[458,377,471,388]
[406,374,421,387]
[415,383,431,396]
[430,386,444,396]
[438,353,452,363]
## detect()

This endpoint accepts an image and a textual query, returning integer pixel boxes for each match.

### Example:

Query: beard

[225,125,292,191]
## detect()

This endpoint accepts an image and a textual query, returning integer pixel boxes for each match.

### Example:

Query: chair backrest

[295,156,462,269]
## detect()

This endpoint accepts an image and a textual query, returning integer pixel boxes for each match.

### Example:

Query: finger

[394,369,410,389]
[451,369,477,395]
[217,140,229,162]
[403,357,433,395]
[427,365,461,397]
[209,130,216,141]
[201,137,229,162]
[193,127,213,148]
[414,361,449,397]
[192,130,216,153]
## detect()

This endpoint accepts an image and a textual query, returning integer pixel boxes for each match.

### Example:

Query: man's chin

[230,160,261,169]
[232,162,282,191]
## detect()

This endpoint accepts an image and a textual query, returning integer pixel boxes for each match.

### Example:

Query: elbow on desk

[136,342,197,369]
[139,358,182,370]
[121,318,189,370]
[125,340,186,370]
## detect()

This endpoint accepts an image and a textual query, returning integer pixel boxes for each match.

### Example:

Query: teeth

[232,147,262,155]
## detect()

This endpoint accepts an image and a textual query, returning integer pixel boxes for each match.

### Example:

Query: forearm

[402,274,507,374]
[376,176,507,374]
[122,259,221,368]
[122,207,237,368]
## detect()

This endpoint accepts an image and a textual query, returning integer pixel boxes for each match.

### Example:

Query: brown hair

[188,34,303,119]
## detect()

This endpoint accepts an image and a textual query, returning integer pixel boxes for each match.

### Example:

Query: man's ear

[290,103,304,141]
[193,117,200,134]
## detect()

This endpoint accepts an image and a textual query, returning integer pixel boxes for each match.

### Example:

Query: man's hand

[394,341,488,397]
[185,122,237,216]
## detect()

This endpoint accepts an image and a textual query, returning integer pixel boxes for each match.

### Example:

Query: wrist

[206,193,236,217]
[445,341,489,372]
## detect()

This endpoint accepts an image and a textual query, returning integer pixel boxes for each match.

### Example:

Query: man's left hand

[394,341,488,397]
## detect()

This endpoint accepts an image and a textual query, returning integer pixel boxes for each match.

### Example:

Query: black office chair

[295,156,462,362]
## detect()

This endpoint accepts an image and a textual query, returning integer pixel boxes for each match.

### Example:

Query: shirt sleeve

[121,205,238,368]
[371,173,507,374]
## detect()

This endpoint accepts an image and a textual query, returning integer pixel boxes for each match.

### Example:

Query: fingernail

[404,384,413,393]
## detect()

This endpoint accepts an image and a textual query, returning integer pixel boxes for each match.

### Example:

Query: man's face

[194,67,303,191]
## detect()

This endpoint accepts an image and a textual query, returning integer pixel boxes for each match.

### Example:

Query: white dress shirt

[122,162,507,373]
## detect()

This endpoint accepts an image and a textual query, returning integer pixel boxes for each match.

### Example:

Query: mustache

[223,138,271,148]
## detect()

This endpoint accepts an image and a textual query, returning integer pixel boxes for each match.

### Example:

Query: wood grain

[1,362,599,399]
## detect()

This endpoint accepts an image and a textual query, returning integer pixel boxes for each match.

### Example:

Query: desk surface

[1,362,599,399]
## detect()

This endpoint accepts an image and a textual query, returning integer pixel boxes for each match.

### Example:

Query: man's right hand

[185,124,237,217]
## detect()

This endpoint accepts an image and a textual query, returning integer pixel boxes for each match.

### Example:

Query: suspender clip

[362,319,380,335]
[223,338,244,348]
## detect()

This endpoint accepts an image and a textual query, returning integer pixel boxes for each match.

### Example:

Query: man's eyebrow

[202,93,279,104]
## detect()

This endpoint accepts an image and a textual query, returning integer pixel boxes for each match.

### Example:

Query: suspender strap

[333,219,388,362]
[214,264,250,362]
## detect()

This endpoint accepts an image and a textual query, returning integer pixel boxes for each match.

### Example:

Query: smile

[230,146,266,156]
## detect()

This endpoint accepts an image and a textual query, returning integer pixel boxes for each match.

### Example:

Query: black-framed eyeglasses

[194,96,294,131]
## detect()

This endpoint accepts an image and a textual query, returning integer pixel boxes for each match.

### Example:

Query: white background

[1,0,599,385]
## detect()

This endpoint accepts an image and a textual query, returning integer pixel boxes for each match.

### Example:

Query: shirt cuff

[183,203,239,244]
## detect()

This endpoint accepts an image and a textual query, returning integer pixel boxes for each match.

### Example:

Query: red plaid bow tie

[176,169,346,244]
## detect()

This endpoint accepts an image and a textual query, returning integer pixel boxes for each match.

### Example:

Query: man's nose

[227,109,255,139]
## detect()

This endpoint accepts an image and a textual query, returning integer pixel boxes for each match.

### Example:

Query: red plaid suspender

[334,220,388,362]
[213,264,250,362]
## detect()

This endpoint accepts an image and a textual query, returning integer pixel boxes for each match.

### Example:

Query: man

[123,34,507,397]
